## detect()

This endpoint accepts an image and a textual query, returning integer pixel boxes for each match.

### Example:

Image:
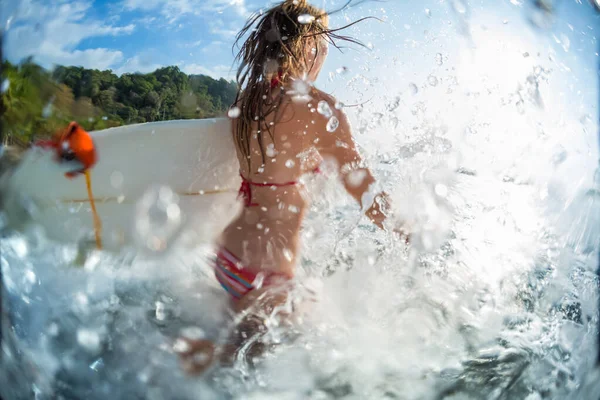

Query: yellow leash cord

[84,170,103,250]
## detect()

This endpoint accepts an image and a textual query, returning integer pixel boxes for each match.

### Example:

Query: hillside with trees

[1,59,238,147]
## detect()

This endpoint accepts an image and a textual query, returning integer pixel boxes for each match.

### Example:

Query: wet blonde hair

[232,0,368,168]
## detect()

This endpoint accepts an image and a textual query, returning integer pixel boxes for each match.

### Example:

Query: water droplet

[173,338,191,353]
[334,101,344,110]
[425,8,432,17]
[1,79,9,93]
[47,322,59,337]
[335,66,348,74]
[252,273,265,290]
[283,248,293,262]
[409,83,419,94]
[326,116,340,132]
[288,205,299,213]
[285,159,295,168]
[110,171,124,188]
[42,101,53,118]
[428,75,438,86]
[266,143,277,157]
[77,328,101,353]
[11,237,28,258]
[347,170,367,187]
[298,14,315,24]
[228,107,241,118]
[435,53,444,66]
[155,301,167,321]
[452,0,468,14]
[560,34,570,52]
[135,185,182,252]
[523,52,530,57]
[180,326,205,340]
[435,184,449,197]
[317,101,333,118]
[22,269,36,292]
[89,358,104,371]
[552,146,567,165]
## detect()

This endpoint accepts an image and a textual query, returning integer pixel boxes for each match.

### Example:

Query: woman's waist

[218,230,300,275]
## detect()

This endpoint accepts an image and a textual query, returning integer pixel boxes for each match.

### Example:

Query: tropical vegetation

[1,59,238,147]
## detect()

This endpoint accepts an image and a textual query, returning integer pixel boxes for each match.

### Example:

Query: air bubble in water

[428,75,439,86]
[173,338,191,353]
[1,79,9,93]
[326,116,340,132]
[180,326,205,340]
[436,53,444,66]
[334,101,344,110]
[317,100,333,118]
[298,14,315,24]
[135,185,182,252]
[228,107,241,118]
[285,159,295,168]
[335,66,348,74]
[425,8,432,17]
[77,328,101,353]
[47,322,59,337]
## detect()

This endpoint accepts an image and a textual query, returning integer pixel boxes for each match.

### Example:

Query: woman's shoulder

[310,87,337,104]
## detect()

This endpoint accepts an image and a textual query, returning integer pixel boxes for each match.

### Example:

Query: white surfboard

[4,118,243,251]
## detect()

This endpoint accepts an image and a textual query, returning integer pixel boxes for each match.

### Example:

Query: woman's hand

[391,223,411,244]
[173,337,217,375]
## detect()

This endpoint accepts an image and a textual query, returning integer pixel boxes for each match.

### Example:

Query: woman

[177,0,406,374]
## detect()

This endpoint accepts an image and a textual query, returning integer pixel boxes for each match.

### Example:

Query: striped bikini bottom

[214,247,288,300]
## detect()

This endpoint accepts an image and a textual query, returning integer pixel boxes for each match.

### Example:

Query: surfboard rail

[4,118,242,250]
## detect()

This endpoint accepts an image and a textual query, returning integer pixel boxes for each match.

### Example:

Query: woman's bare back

[220,88,353,276]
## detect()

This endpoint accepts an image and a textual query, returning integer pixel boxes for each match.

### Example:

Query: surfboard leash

[84,170,103,250]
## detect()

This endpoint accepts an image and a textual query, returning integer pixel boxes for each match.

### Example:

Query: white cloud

[180,63,235,79]
[123,0,251,24]
[5,0,135,70]
[115,55,164,75]
[48,48,125,71]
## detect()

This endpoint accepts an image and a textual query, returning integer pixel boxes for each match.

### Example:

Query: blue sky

[2,0,598,99]
[4,0,266,78]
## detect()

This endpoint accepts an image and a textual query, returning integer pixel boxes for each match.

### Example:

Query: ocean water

[1,1,600,399]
